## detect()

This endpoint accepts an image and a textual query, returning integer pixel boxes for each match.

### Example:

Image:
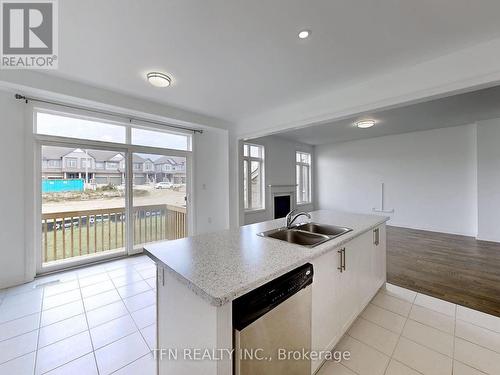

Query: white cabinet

[311,224,386,374]
[373,225,387,288]
[311,249,340,373]
[337,236,364,334]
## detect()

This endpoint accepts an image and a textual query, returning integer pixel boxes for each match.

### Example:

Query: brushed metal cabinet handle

[373,228,380,246]
[342,248,346,271]
[337,249,343,273]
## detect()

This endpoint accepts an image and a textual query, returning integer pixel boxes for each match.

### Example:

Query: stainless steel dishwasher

[233,263,313,375]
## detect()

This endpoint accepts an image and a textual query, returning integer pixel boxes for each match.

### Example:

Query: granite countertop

[144,210,389,307]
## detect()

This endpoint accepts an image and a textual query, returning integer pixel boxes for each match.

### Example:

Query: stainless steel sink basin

[294,222,353,238]
[258,222,353,248]
[258,228,330,247]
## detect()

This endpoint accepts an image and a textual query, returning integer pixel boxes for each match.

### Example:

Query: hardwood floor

[387,226,500,317]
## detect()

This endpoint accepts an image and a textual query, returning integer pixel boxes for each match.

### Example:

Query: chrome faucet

[286,209,311,229]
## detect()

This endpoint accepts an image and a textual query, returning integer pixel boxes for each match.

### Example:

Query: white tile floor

[318,283,500,375]
[2,257,500,375]
[0,255,157,375]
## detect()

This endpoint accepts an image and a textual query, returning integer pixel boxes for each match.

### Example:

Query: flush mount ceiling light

[298,30,311,39]
[147,72,171,88]
[355,120,376,128]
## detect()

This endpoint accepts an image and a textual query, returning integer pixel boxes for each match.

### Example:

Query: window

[47,160,61,168]
[35,109,192,272]
[243,143,265,210]
[36,112,126,143]
[106,162,119,170]
[81,158,92,168]
[36,112,191,151]
[66,158,77,168]
[131,127,190,151]
[296,151,311,204]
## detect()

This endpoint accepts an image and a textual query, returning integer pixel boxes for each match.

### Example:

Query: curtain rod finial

[15,94,28,103]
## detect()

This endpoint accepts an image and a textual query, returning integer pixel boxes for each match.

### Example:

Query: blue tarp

[42,179,84,193]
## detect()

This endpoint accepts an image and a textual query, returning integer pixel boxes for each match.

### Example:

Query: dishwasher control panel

[233,263,313,331]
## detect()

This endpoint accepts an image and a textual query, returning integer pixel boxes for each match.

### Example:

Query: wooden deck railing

[41,204,186,263]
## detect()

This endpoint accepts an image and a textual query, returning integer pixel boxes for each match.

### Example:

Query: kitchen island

[145,210,389,375]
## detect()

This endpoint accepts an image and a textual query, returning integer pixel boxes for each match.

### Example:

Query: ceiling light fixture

[147,72,171,88]
[298,30,311,39]
[355,120,376,128]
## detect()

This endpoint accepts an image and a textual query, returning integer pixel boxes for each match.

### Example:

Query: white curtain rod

[15,93,204,134]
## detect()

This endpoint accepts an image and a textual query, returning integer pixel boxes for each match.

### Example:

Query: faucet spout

[286,210,311,229]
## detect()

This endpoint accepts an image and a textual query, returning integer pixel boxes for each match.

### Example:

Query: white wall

[477,118,500,242]
[315,125,478,236]
[243,135,314,225]
[0,91,27,288]
[193,128,230,234]
[0,87,230,289]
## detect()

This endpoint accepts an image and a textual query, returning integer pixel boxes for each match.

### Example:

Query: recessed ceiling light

[355,120,376,128]
[147,72,171,88]
[298,30,311,39]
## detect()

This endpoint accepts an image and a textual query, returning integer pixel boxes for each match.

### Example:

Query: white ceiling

[44,0,500,123]
[273,85,500,145]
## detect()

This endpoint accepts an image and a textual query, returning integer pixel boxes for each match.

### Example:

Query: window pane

[296,164,301,201]
[132,153,187,249]
[131,128,189,151]
[250,145,261,158]
[37,112,126,143]
[243,160,248,209]
[296,151,311,165]
[243,144,249,157]
[41,145,126,264]
[250,161,262,209]
[302,165,310,202]
[296,152,311,204]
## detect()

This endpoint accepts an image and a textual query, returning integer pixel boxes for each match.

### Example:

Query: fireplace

[268,184,296,220]
[274,194,291,219]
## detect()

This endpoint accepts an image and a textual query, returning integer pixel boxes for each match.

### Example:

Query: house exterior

[42,148,125,185]
[133,154,156,184]
[42,147,185,185]
[153,156,187,184]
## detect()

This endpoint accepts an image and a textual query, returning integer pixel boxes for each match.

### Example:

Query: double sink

[258,222,353,248]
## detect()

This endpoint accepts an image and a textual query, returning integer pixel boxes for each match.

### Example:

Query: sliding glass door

[35,109,192,273]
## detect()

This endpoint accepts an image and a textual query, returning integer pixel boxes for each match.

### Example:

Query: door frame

[30,107,194,275]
